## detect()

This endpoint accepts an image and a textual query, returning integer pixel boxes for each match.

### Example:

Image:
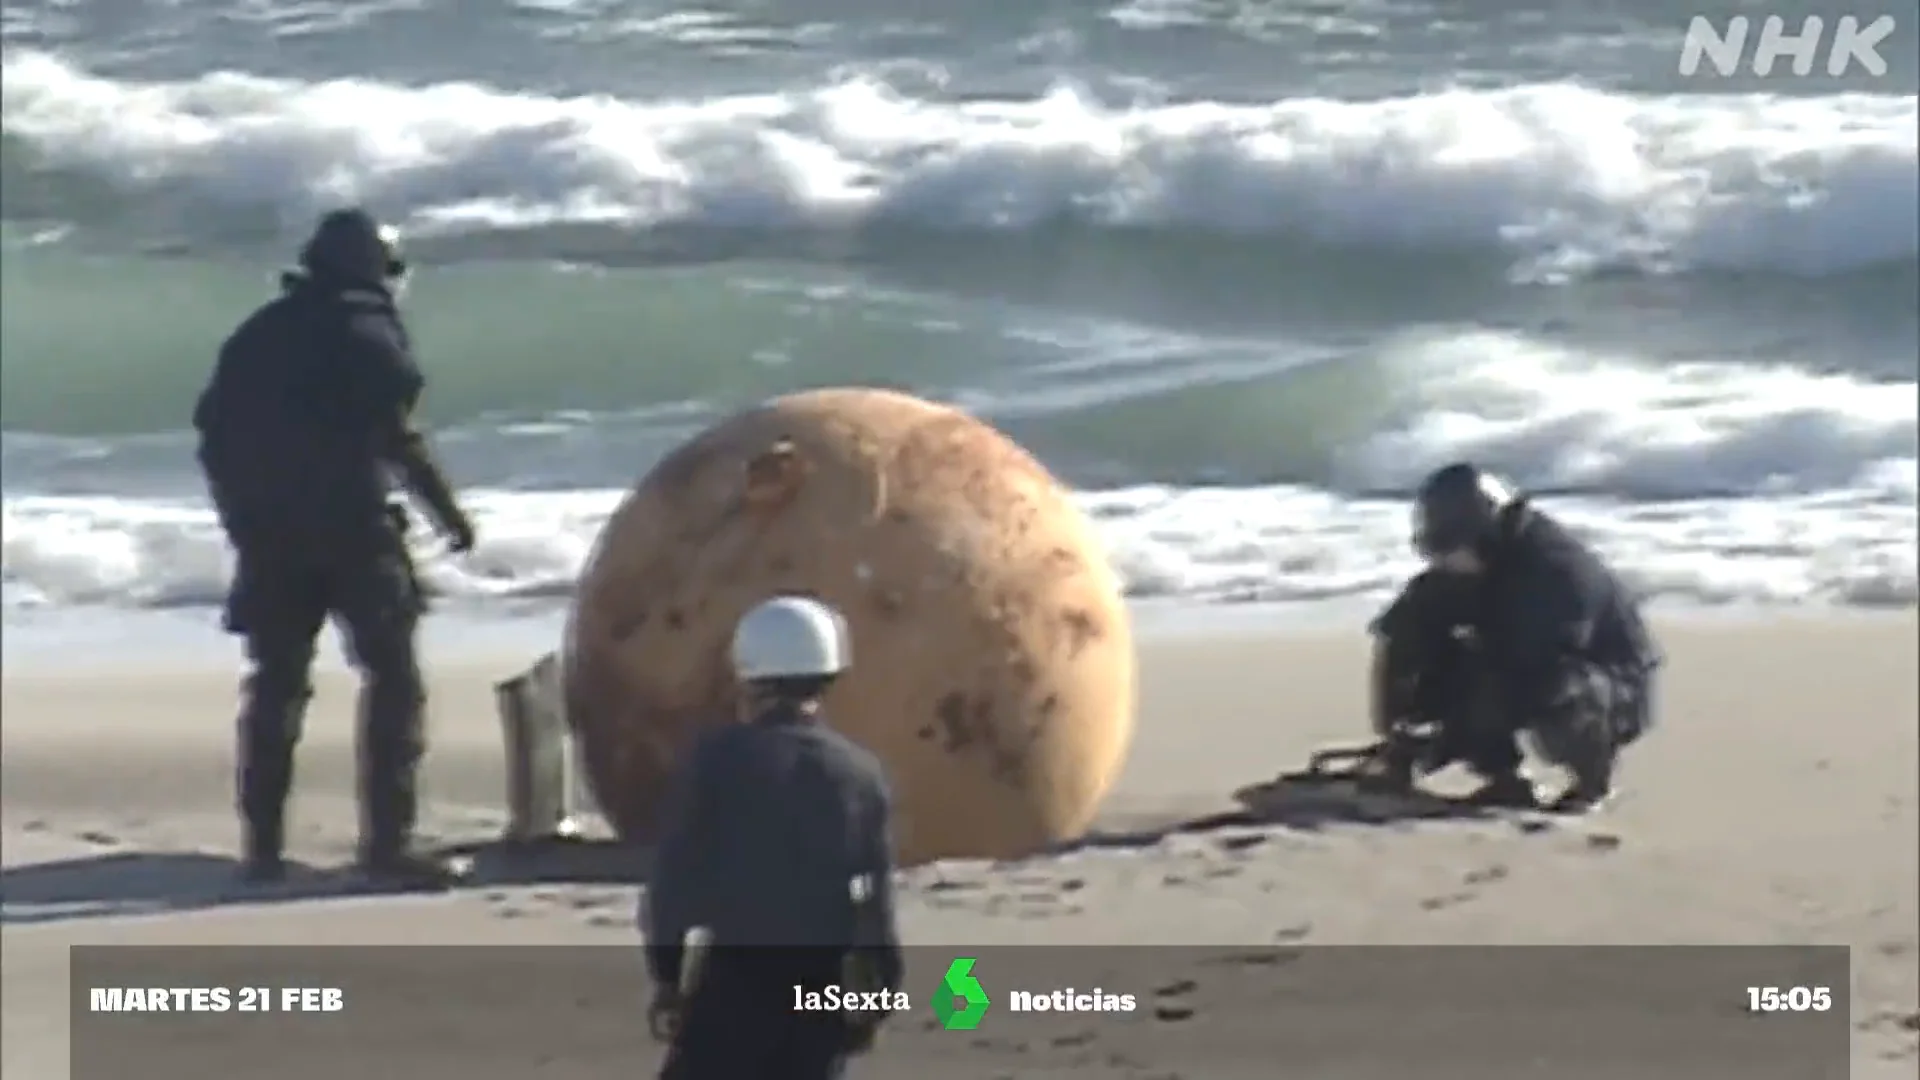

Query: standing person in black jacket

[644,595,903,1080]
[1367,463,1662,813]
[193,208,477,887]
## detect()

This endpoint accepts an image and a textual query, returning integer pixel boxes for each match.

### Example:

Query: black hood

[296,208,406,287]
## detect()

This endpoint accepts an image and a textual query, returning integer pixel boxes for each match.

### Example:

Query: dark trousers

[225,543,425,857]
[1431,657,1653,780]
[661,972,853,1080]
[1505,661,1655,777]
[1373,574,1654,781]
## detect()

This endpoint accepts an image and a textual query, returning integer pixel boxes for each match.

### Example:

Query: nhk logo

[1678,15,1899,77]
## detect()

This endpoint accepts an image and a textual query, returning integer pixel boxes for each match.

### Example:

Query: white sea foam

[6,331,1913,615]
[5,479,1912,619]
[4,50,1914,280]
[1336,331,1917,498]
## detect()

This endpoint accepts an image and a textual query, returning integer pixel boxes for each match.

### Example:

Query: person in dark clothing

[1366,462,1662,813]
[1364,566,1481,778]
[644,596,903,1080]
[193,208,477,887]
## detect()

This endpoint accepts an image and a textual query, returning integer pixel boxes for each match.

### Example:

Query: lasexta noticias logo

[931,957,991,1031]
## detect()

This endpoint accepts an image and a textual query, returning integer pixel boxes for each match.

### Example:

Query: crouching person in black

[644,596,903,1080]
[1367,463,1662,813]
[1364,567,1483,787]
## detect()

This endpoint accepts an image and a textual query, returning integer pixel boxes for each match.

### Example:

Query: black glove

[442,512,477,554]
[843,1014,882,1054]
[839,949,893,1053]
[392,438,474,554]
[647,986,682,1042]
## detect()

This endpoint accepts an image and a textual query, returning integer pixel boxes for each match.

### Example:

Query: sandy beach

[5,614,1916,1077]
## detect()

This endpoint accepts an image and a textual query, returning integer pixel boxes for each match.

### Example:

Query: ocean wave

[1336,331,1918,498]
[6,280,1912,504]
[4,49,1915,281]
[5,480,1913,617]
[4,324,1912,615]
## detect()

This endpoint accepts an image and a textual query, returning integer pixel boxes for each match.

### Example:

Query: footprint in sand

[1865,1011,1920,1059]
[1049,1030,1096,1048]
[1214,831,1270,855]
[919,876,985,895]
[1148,976,1200,1021]
[1463,864,1508,886]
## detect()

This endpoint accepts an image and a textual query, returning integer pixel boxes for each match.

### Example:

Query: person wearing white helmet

[729,593,854,695]
[644,595,902,1080]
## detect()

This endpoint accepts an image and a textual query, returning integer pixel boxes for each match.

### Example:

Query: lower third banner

[71,944,1848,1079]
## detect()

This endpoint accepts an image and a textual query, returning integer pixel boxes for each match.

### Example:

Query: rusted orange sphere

[562,387,1136,864]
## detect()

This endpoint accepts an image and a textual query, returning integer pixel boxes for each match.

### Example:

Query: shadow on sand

[0,837,648,928]
[3,750,1565,926]
[1066,764,1554,854]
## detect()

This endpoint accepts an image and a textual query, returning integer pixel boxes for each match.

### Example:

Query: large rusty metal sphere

[563,387,1135,864]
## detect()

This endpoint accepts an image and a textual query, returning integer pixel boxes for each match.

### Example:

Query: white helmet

[731,596,851,682]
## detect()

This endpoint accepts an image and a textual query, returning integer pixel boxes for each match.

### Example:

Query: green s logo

[932,957,991,1031]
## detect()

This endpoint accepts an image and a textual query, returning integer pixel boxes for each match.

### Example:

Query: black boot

[1459,729,1535,808]
[358,773,456,889]
[1548,752,1616,814]
[356,843,460,890]
[1528,704,1619,814]
[356,661,451,888]
[1354,737,1418,794]
[357,745,458,890]
[1462,771,1540,809]
[236,700,300,885]
[240,819,287,884]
